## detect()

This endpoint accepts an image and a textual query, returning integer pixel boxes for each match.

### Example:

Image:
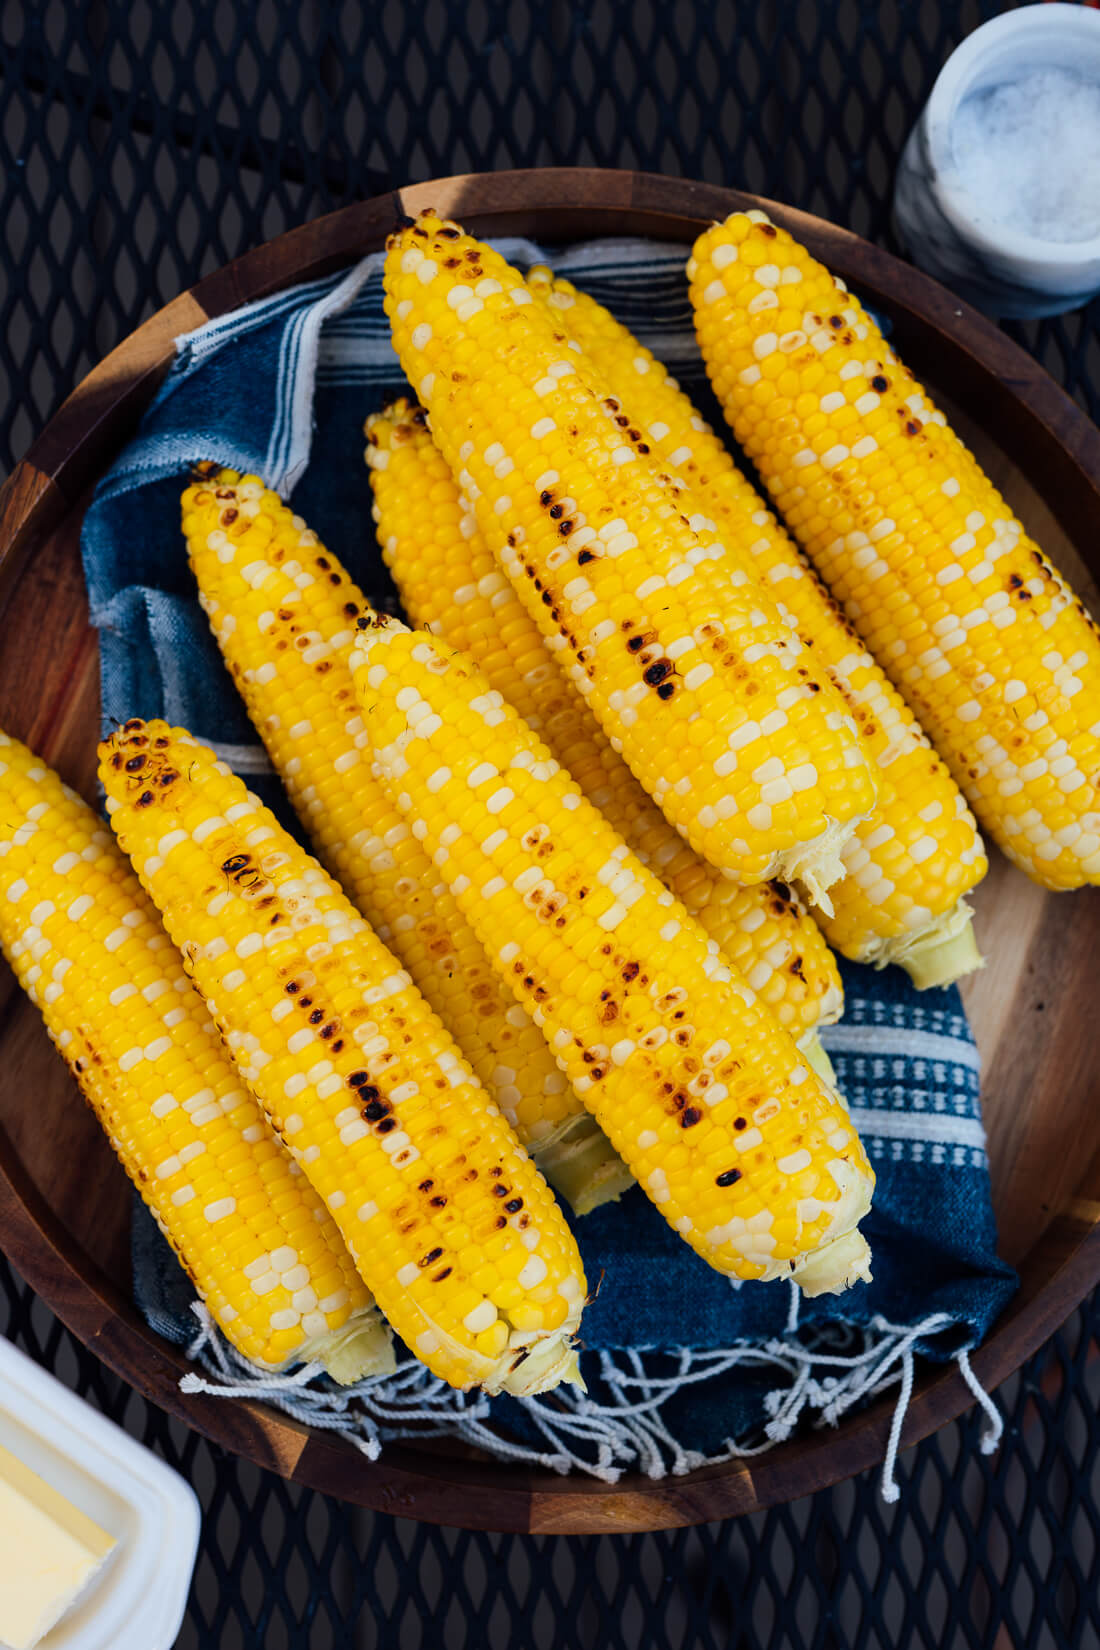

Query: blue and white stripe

[822,995,985,1167]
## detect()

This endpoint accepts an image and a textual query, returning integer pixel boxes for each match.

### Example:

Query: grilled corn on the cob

[525,266,988,986]
[0,730,390,1380]
[99,720,587,1395]
[182,468,629,1216]
[366,398,843,1042]
[353,619,874,1295]
[383,210,878,899]
[690,209,1100,891]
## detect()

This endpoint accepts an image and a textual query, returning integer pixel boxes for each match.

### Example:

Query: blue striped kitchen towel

[83,235,1017,1490]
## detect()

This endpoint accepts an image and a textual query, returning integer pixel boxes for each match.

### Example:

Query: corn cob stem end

[892,904,984,991]
[296,1309,397,1386]
[790,1156,874,1296]
[792,1230,874,1298]
[814,975,846,1033]
[537,1117,634,1218]
[783,818,861,916]
[487,1341,586,1398]
[396,1297,584,1397]
[801,1035,837,1090]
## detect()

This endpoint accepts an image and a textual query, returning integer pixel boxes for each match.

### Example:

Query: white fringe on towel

[177,1284,1003,1501]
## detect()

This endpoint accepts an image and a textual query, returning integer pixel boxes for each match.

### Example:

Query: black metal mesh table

[3,3,1100,1644]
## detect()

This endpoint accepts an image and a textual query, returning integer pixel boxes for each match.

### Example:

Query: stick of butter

[0,1440,116,1650]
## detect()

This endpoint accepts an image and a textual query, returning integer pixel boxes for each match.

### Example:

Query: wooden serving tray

[0,169,1097,1534]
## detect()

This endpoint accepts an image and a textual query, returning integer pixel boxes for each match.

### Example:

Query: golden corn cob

[99,720,587,1396]
[366,399,843,1044]
[0,730,390,1381]
[352,620,875,1295]
[181,468,628,1216]
[524,266,988,985]
[690,209,1100,891]
[383,211,878,899]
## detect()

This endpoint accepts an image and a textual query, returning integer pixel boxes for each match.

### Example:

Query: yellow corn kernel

[182,467,628,1216]
[0,730,389,1381]
[525,266,987,987]
[367,399,843,1037]
[690,209,1100,892]
[353,621,875,1296]
[383,211,878,900]
[98,720,587,1396]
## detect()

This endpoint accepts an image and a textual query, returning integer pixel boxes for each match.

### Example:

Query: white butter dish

[0,1334,200,1650]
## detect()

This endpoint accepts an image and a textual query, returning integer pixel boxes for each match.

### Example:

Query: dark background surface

[2,2,1099,1644]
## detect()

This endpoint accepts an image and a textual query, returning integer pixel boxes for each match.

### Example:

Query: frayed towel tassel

[957,1347,1004,1455]
[173,1300,1005,1498]
[880,1346,915,1505]
[879,1337,1003,1504]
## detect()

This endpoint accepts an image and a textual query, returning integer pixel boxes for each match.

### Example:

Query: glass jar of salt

[893,2,1100,318]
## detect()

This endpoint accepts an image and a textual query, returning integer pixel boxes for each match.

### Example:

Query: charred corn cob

[383,211,878,899]
[690,209,1100,891]
[352,620,874,1295]
[366,399,843,1043]
[525,266,988,985]
[0,731,389,1380]
[181,468,628,1216]
[99,721,587,1395]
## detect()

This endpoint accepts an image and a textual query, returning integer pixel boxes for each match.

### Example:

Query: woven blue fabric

[83,239,1016,1466]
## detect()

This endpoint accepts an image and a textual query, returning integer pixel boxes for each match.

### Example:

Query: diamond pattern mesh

[2,2,1100,1644]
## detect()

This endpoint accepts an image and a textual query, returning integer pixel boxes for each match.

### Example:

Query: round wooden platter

[0,169,1098,1534]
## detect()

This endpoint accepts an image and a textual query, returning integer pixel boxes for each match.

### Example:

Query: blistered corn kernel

[526,266,988,984]
[0,729,386,1378]
[352,622,874,1294]
[690,210,1100,893]
[99,719,587,1395]
[383,212,878,899]
[182,468,629,1214]
[366,399,843,1036]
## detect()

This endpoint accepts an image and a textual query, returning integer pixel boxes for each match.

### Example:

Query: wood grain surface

[0,168,1098,1533]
